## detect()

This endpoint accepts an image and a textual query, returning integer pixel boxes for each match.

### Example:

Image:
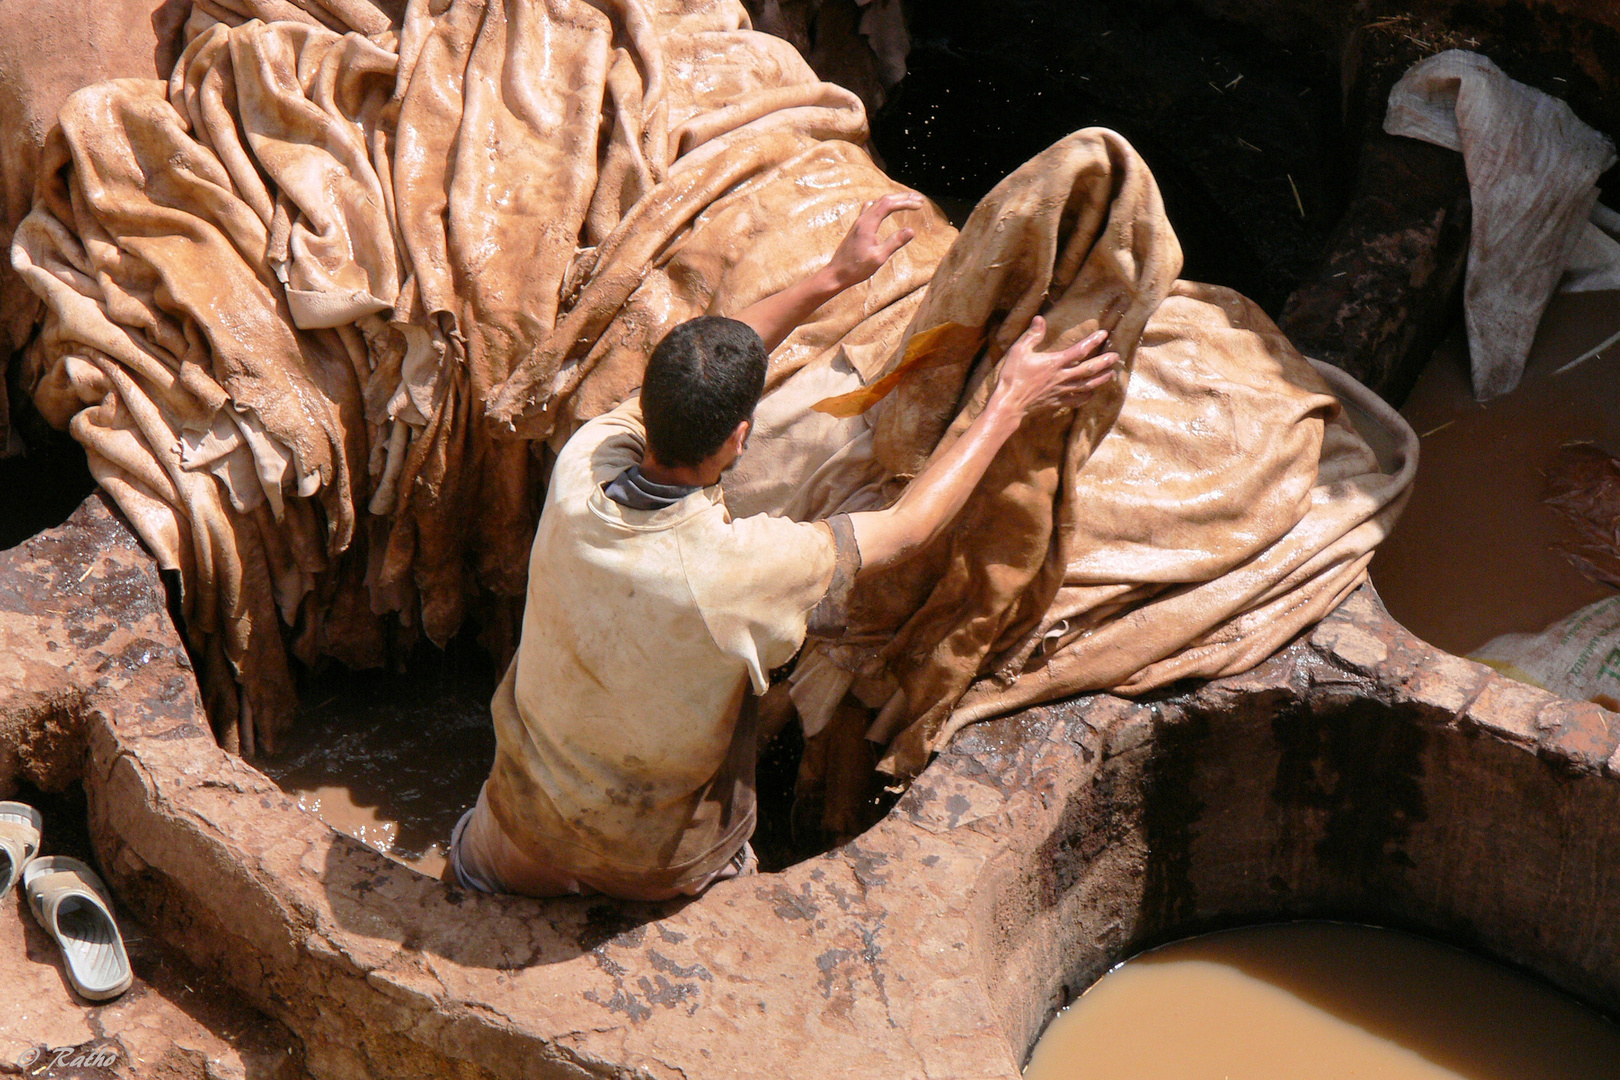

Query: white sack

[1472,594,1620,707]
[1385,50,1617,400]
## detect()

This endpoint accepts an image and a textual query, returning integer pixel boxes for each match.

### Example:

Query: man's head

[641,316,768,475]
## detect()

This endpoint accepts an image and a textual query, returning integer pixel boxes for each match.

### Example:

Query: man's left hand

[824,191,925,289]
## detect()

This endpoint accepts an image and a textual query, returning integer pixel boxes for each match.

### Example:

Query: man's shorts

[448,783,756,899]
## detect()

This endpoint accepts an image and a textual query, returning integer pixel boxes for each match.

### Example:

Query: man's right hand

[989,316,1121,419]
[847,314,1123,573]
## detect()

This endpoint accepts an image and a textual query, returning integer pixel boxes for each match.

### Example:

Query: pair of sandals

[0,801,133,1001]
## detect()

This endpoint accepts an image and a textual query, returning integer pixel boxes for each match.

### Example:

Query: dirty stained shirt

[484,398,857,896]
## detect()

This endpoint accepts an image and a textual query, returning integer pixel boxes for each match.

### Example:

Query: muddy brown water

[1372,291,1620,657]
[258,666,497,879]
[1023,922,1620,1080]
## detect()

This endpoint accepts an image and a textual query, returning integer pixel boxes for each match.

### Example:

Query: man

[450,192,1120,900]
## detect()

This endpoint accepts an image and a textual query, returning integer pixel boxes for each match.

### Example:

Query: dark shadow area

[1111,922,1620,1080]
[18,780,96,866]
[753,720,807,872]
[0,359,95,551]
[149,0,190,76]
[871,0,1346,311]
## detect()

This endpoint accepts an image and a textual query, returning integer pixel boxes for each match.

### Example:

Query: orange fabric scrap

[810,322,984,419]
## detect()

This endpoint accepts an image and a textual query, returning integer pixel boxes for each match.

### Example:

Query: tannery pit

[4,1,1620,1078]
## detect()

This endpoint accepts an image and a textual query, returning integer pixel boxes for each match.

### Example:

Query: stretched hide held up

[749,131,1417,777]
[14,0,1415,775]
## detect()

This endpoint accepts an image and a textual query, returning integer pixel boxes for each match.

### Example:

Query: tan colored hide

[763,131,1414,777]
[0,0,186,448]
[14,0,1413,778]
[0,0,402,446]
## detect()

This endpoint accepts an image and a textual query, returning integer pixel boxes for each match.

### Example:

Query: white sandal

[23,856,133,1001]
[0,801,42,900]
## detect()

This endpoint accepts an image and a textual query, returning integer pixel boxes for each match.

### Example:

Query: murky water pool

[1024,922,1620,1080]
[1373,291,1620,656]
[258,664,496,879]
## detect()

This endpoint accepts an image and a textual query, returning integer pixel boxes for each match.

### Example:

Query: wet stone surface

[7,500,1620,1079]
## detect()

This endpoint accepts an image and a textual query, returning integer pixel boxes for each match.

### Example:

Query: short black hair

[641,316,767,469]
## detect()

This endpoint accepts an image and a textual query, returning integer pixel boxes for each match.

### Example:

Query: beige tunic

[484,399,837,896]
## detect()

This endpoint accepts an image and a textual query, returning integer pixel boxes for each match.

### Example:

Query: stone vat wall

[5,497,1620,1078]
[974,598,1620,1059]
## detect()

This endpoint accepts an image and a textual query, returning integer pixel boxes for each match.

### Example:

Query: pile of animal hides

[7,0,1415,777]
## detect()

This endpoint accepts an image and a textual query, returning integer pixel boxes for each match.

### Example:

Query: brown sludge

[256,668,494,879]
[16,0,1413,779]
[1372,291,1620,656]
[1023,922,1620,1080]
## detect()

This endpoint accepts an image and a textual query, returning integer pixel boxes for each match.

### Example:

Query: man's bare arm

[848,317,1120,573]
[734,192,923,352]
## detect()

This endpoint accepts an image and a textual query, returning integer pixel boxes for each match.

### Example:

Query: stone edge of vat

[5,496,1620,1079]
